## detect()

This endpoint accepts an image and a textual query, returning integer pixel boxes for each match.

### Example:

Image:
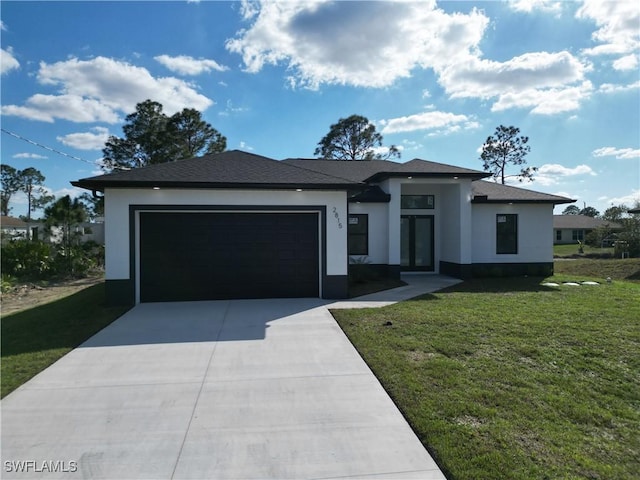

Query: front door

[401,215,434,271]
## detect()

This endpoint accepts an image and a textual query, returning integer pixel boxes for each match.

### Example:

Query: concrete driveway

[2,276,458,479]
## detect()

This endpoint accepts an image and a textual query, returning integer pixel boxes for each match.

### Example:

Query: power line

[1,128,100,166]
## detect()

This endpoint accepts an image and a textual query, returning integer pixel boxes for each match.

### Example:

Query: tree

[479,125,536,184]
[1,164,21,216]
[580,206,599,218]
[18,167,53,225]
[44,195,87,274]
[102,100,226,171]
[314,114,400,161]
[562,205,580,215]
[167,108,227,159]
[78,192,104,221]
[602,205,626,222]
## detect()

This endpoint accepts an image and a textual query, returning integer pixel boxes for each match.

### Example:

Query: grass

[1,283,130,398]
[554,258,640,283]
[554,243,614,258]
[332,263,640,479]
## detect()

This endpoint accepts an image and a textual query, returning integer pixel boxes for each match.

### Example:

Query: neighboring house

[1,216,29,242]
[72,150,574,305]
[44,222,105,245]
[1,215,104,245]
[553,215,622,245]
[629,207,640,214]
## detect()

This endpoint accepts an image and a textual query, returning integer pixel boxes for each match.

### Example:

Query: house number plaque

[332,206,343,229]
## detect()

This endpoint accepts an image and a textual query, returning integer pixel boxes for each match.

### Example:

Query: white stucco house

[553,214,622,245]
[72,150,574,305]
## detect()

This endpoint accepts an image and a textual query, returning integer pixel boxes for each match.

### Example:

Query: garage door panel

[140,212,319,302]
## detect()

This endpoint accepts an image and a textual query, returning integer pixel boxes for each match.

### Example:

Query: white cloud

[592,147,640,159]
[438,51,590,115]
[154,54,228,75]
[226,1,590,115]
[227,1,488,89]
[1,56,213,123]
[599,80,640,94]
[218,99,249,117]
[380,111,478,135]
[612,54,639,71]
[2,94,121,123]
[605,190,640,207]
[577,0,640,60]
[508,0,562,14]
[492,81,594,115]
[1,47,20,75]
[13,153,48,159]
[238,141,254,151]
[57,127,110,150]
[535,163,596,185]
[401,139,424,151]
[0,20,6,31]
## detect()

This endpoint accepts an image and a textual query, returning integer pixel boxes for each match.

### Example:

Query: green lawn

[332,270,640,479]
[1,283,130,398]
[554,243,614,257]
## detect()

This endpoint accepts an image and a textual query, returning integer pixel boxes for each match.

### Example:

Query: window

[572,230,584,241]
[556,230,562,241]
[401,195,434,209]
[348,214,368,255]
[496,214,518,254]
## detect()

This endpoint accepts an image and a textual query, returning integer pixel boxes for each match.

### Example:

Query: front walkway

[1,275,458,479]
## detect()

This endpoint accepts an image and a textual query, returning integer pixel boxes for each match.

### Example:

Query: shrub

[1,240,54,279]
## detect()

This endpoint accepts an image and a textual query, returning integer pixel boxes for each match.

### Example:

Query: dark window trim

[348,214,368,256]
[496,213,518,254]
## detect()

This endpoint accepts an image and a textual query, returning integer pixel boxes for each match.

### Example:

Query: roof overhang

[471,197,576,205]
[365,171,490,183]
[71,180,362,193]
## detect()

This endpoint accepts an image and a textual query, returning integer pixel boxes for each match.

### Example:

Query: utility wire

[1,128,100,166]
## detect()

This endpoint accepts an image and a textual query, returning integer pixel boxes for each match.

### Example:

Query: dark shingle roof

[72,150,362,191]
[553,215,622,229]
[349,186,391,203]
[471,181,575,204]
[284,158,489,182]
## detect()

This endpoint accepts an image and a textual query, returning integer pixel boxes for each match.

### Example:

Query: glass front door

[401,215,434,271]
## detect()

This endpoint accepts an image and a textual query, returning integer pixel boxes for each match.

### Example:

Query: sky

[1,0,639,217]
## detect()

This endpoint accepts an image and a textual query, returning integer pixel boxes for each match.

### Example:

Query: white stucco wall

[104,188,348,282]
[348,202,389,264]
[472,203,554,263]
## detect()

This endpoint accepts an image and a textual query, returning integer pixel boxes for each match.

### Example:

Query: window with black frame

[401,195,434,209]
[496,214,518,254]
[348,214,368,255]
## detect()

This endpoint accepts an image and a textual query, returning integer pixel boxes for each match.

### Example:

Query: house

[72,150,574,305]
[553,215,622,245]
[1,215,29,242]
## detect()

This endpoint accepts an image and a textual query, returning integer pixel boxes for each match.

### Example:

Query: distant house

[629,207,640,214]
[0,216,29,242]
[553,215,622,245]
[1,215,104,245]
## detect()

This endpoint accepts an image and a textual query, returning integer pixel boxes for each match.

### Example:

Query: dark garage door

[140,212,319,302]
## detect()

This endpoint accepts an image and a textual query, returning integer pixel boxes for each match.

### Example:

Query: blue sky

[1,0,639,217]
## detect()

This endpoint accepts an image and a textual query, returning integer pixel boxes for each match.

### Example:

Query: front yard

[332,266,640,479]
[1,283,130,398]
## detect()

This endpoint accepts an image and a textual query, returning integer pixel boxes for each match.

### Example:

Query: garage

[139,211,320,302]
